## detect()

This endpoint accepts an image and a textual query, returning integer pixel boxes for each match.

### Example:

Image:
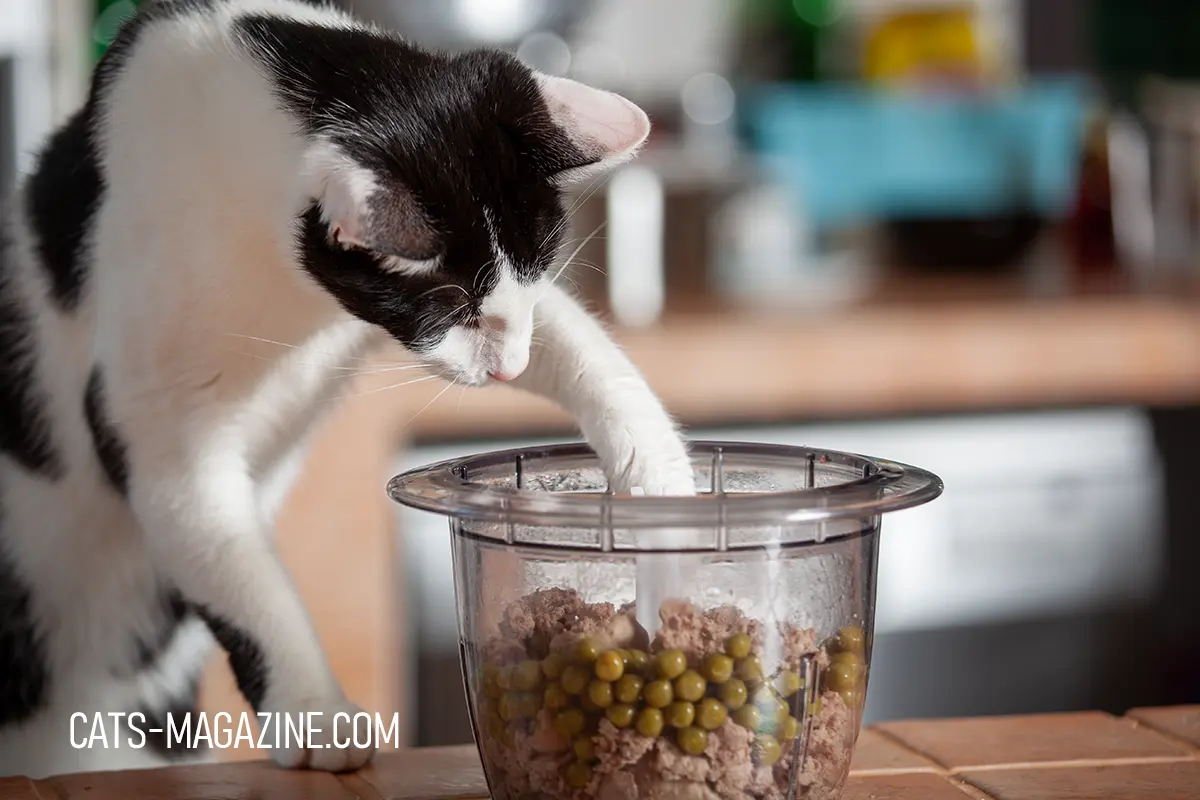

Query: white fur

[0,0,692,778]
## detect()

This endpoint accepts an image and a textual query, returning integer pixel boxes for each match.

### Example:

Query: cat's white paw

[604,435,696,497]
[266,696,376,772]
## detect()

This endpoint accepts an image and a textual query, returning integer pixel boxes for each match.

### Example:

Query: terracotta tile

[1127,705,1200,751]
[877,711,1191,770]
[850,728,939,773]
[0,778,54,800]
[962,761,1200,800]
[46,760,355,800]
[353,746,487,800]
[841,772,978,800]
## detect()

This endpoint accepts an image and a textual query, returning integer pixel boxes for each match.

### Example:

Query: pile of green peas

[481,625,866,790]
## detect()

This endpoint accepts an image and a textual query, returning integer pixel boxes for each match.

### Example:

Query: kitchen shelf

[370,282,1200,442]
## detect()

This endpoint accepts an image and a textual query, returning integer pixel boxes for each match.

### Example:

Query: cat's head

[240,18,648,385]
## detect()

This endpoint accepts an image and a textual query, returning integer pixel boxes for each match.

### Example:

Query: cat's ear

[303,141,438,260]
[535,73,651,184]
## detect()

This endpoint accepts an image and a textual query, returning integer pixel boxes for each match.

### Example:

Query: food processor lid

[387,440,943,530]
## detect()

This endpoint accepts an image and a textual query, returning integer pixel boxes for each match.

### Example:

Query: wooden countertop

[364,279,1200,442]
[5,706,1197,799]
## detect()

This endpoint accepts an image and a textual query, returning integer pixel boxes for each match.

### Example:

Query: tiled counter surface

[3,707,1198,800]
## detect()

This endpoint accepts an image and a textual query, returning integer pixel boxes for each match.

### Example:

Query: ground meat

[477,594,861,800]
[653,601,763,663]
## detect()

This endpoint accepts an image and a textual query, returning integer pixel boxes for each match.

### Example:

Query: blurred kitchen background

[3,0,1199,756]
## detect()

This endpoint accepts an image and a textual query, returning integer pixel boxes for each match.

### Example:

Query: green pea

[512,660,542,691]
[643,679,674,708]
[657,649,687,680]
[565,761,592,789]
[615,674,644,704]
[541,653,566,680]
[674,669,707,703]
[496,665,514,691]
[831,626,865,655]
[498,693,516,722]
[837,687,860,708]
[755,735,782,767]
[830,650,860,668]
[587,680,614,709]
[775,670,803,697]
[677,726,708,756]
[514,692,540,718]
[636,707,665,738]
[780,716,800,741]
[606,703,636,729]
[561,664,590,695]
[594,651,625,682]
[823,661,858,692]
[577,637,601,663]
[737,655,765,683]
[543,682,569,711]
[719,679,748,710]
[696,697,728,730]
[726,633,753,659]
[573,736,595,762]
[665,701,695,729]
[702,653,735,684]
[554,708,585,738]
[626,649,650,673]
[733,704,761,731]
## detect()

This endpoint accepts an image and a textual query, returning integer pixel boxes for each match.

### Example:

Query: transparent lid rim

[387,441,944,528]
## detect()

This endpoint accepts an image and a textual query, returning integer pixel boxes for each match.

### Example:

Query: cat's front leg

[131,460,375,771]
[513,283,695,495]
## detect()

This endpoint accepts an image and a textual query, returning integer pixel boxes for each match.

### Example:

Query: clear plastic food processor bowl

[388,441,943,800]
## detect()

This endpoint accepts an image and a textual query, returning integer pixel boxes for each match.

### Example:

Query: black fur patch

[140,671,204,759]
[132,590,190,674]
[0,532,50,725]
[196,607,269,712]
[0,237,63,479]
[84,366,130,496]
[234,15,593,353]
[23,111,102,312]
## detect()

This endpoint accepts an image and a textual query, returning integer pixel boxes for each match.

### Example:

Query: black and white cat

[0,0,694,778]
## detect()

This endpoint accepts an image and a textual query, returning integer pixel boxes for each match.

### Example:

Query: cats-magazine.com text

[70,711,402,750]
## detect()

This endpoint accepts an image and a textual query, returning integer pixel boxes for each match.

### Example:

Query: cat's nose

[488,361,526,382]
[488,346,529,382]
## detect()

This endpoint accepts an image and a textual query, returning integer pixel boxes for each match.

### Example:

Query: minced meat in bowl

[472,589,863,800]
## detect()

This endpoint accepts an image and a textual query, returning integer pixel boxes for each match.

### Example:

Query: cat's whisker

[402,380,455,428]
[230,346,432,377]
[564,258,607,276]
[412,284,470,302]
[330,364,434,378]
[542,172,608,250]
[331,373,441,402]
[224,332,398,366]
[471,259,496,294]
[424,302,470,333]
[540,219,607,302]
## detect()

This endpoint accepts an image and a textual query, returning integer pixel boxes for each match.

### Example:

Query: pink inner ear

[537,74,651,159]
